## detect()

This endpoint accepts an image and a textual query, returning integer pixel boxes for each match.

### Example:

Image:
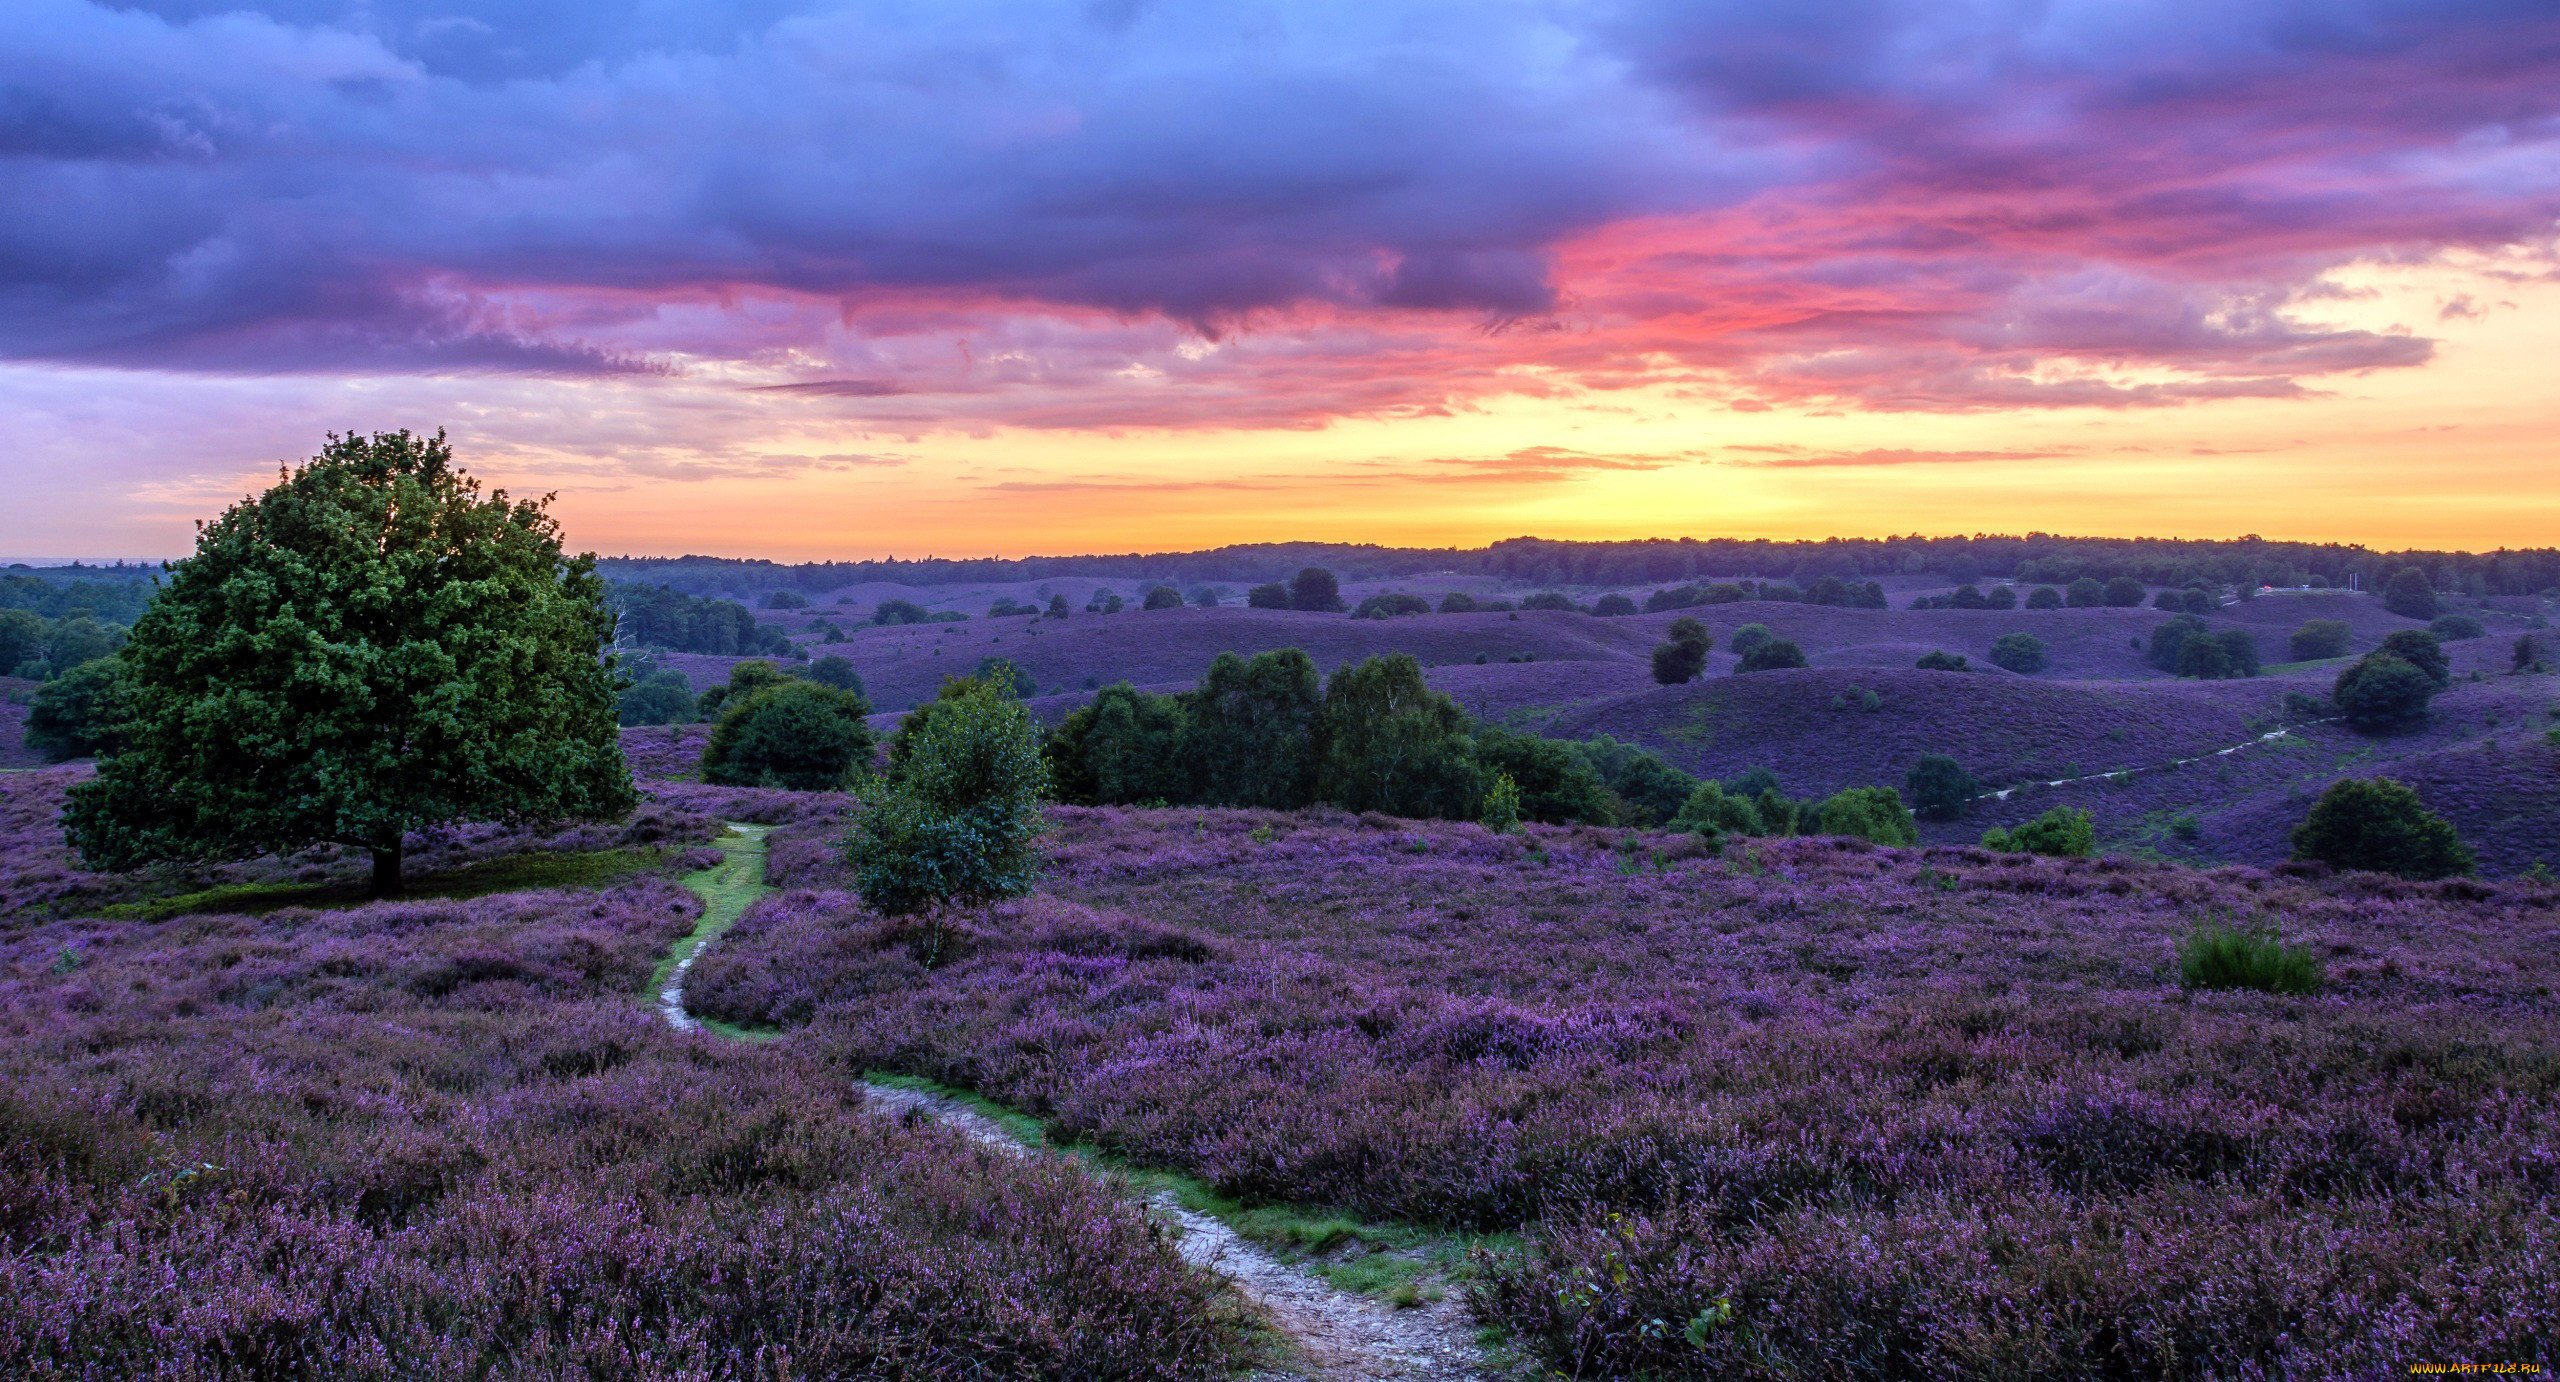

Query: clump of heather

[689,805,2560,1375]
[0,861,1241,1376]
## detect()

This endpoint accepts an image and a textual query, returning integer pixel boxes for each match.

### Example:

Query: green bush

[1473,726,1616,825]
[2377,629,2449,686]
[2291,776,2473,879]
[1736,639,1807,673]
[2382,566,2436,619]
[1246,582,1290,610]
[2025,586,2063,610]
[1981,806,2095,857]
[616,669,697,726]
[26,658,130,761]
[1314,654,1480,819]
[1812,786,1916,846]
[2100,576,2146,607]
[2178,922,2324,995]
[1650,617,1712,685]
[2065,577,2105,608]
[1914,650,1969,672]
[1045,683,1190,805]
[1142,585,1184,611]
[2428,613,2486,641]
[1575,736,1698,827]
[804,654,864,693]
[2288,619,2353,661]
[1670,781,1762,840]
[1906,754,1977,821]
[1290,567,1345,612]
[1353,593,1432,619]
[2333,652,2437,730]
[702,680,877,791]
[1988,632,2047,674]
[1479,772,1522,834]
[973,657,1036,698]
[1591,593,1639,617]
[845,676,1048,919]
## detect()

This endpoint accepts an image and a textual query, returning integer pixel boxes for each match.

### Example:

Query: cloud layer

[1,0,2555,424]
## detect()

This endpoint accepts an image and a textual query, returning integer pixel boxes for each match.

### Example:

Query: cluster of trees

[607,582,793,656]
[2148,616,2260,679]
[1667,769,1917,847]
[1650,618,1712,684]
[868,598,966,626]
[1910,584,2022,610]
[2332,630,2450,731]
[1247,567,1346,612]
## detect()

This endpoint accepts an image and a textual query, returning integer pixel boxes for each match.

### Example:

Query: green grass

[2177,920,2326,995]
[98,846,664,922]
[653,823,775,996]
[2261,654,2357,676]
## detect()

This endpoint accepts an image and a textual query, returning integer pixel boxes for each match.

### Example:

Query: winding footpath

[662,823,1497,1382]
[1970,717,2341,803]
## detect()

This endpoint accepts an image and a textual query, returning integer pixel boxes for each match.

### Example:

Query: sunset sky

[3,0,2556,559]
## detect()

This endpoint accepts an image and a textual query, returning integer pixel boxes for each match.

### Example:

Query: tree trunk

[370,839,404,898]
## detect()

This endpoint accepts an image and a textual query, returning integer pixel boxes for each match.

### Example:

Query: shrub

[1650,617,1712,685]
[762,590,809,610]
[1521,591,1578,612]
[1185,648,1323,809]
[2289,619,2353,661]
[1437,592,1478,613]
[1313,654,1480,819]
[26,657,129,760]
[1086,590,1125,614]
[1985,585,2017,609]
[2178,922,2324,995]
[2333,653,2437,730]
[2065,577,2105,608]
[1246,582,1290,610]
[696,660,794,718]
[2101,577,2146,607]
[616,669,697,727]
[2382,566,2437,619]
[804,654,864,693]
[1142,585,1184,611]
[2515,633,2546,673]
[1811,786,1917,846]
[1982,806,2096,857]
[1045,684,1191,806]
[1289,567,1345,612]
[1728,623,1774,659]
[1737,639,1807,673]
[1914,650,1970,672]
[702,680,877,791]
[1830,685,1882,712]
[973,657,1035,698]
[0,608,44,673]
[1474,727,1616,825]
[2291,777,2474,879]
[42,615,123,671]
[871,598,935,626]
[2147,615,2208,672]
[1189,586,1224,608]
[1591,593,1638,617]
[1479,772,1522,833]
[2025,586,2063,610]
[1988,632,2047,674]
[1045,593,1070,618]
[2376,629,2449,686]
[846,691,1047,924]
[2429,613,2486,641]
[1905,754,1977,821]
[1670,781,1761,839]
[1574,736,1698,826]
[2152,590,2185,611]
[1352,592,1432,619]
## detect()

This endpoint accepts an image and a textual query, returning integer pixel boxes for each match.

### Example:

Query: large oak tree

[66,431,633,895]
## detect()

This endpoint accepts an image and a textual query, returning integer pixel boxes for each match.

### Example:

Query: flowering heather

[0,853,1242,1377]
[692,805,2560,1376]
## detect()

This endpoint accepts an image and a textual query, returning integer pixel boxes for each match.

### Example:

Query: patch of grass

[2261,655,2357,676]
[99,847,664,923]
[1661,700,1720,749]
[652,823,776,999]
[2177,921,2325,995]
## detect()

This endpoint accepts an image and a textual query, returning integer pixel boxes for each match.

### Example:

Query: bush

[1591,593,1638,617]
[2101,576,2146,607]
[2429,613,2486,641]
[1575,736,1698,826]
[1905,754,1977,821]
[1985,585,2017,609]
[2147,615,2208,672]
[1185,648,1322,809]
[1728,623,1774,659]
[1914,650,1969,672]
[2515,633,2546,673]
[1437,592,1478,613]
[1086,590,1125,614]
[0,608,44,673]
[1045,593,1071,618]
[2152,590,2185,611]
[1650,617,1712,685]
[1189,586,1224,608]
[1045,683,1190,805]
[2289,619,2353,661]
[2065,577,2105,608]
[26,658,129,761]
[1988,632,2047,674]
[2025,586,2064,610]
[2178,922,2324,995]
[701,680,877,791]
[1246,582,1290,610]
[1142,585,1184,611]
[845,677,1048,919]
[1314,654,1480,819]
[1474,727,1616,825]
[695,660,793,718]
[1670,781,1761,839]
[804,654,864,693]
[615,669,697,727]
[1352,593,1432,619]
[42,615,123,671]
[2382,566,2436,619]
[870,598,935,626]
[2376,629,2449,686]
[762,590,809,610]
[2291,777,2474,879]
[1479,772,1522,833]
[2333,653,2437,730]
[1521,591,1578,612]
[1982,806,2095,857]
[1811,786,1917,846]
[1737,639,1807,673]
[1289,567,1345,612]
[973,657,1036,698]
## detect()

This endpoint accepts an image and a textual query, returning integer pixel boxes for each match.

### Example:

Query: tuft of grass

[100,847,663,922]
[2177,921,2325,995]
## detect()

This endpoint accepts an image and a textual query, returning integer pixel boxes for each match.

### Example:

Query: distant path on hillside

[1974,717,2342,803]
[664,823,1498,1382]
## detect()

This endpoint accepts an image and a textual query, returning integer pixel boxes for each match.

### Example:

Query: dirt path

[1972,717,2341,803]
[664,823,1500,1382]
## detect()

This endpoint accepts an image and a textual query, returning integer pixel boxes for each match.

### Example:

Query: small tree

[1479,771,1522,834]
[1142,585,1184,611]
[0,608,45,674]
[1906,754,1978,821]
[2292,777,2473,879]
[2515,633,2546,674]
[1189,586,1224,608]
[1438,592,1479,613]
[2025,586,2064,610]
[1812,786,1917,845]
[2101,576,2146,608]
[1982,806,2096,857]
[1671,781,1762,840]
[845,677,1049,938]
[1473,727,1615,825]
[64,431,631,896]
[1728,623,1774,660]
[2065,577,2105,608]
[1313,654,1480,819]
[616,670,698,726]
[1650,617,1712,685]
[1289,567,1345,612]
[1044,593,1071,619]
[2382,566,2437,619]
[1737,639,1807,673]
[2333,653,2436,731]
[1184,648,1323,809]
[2429,614,2486,641]
[26,658,130,761]
[973,657,1036,698]
[2289,619,2353,661]
[1575,735,1698,827]
[1045,683,1191,805]
[702,680,876,791]
[1989,632,2047,674]
[697,660,793,718]
[2376,629,2449,687]
[1591,593,1638,617]
[1915,650,1969,672]
[805,654,864,693]
[1247,582,1291,610]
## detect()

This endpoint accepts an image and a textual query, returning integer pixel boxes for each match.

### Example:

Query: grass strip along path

[665,822,1503,1382]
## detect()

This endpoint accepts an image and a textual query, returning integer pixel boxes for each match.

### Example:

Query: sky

[2,0,2557,560]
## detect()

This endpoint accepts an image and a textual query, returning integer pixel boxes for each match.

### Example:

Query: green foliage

[1185,648,1323,809]
[1437,592,1478,613]
[2289,619,2353,661]
[1905,754,1977,822]
[63,431,632,895]
[871,598,935,625]
[1728,623,1773,660]
[804,654,864,693]
[2065,577,2105,608]
[1314,654,1480,819]
[1982,806,2096,857]
[696,660,793,718]
[1829,684,1883,712]
[0,608,46,674]
[1670,781,1762,840]
[1141,584,1184,610]
[2291,776,2474,879]
[1812,785,1917,846]
[2382,566,2437,619]
[2512,632,2542,673]
[845,677,1049,918]
[1988,632,2047,674]
[761,589,810,610]
[2377,629,2449,686]
[1290,567,1345,612]
[616,669,697,727]
[2025,586,2063,610]
[1590,593,1638,616]
[1246,582,1291,609]
[1737,638,1807,672]
[42,615,123,672]
[1574,735,1698,826]
[1521,591,1578,612]
[1479,772,1522,834]
[1353,592,1433,619]
[2178,922,2325,995]
[1044,593,1071,618]
[1914,650,1970,672]
[2147,615,2208,672]
[702,680,877,791]
[1650,617,1711,684]
[2333,652,2438,731]
[1473,726,1615,825]
[607,581,791,656]
[1046,683,1191,805]
[973,656,1036,698]
[26,657,130,761]
[2100,576,2146,607]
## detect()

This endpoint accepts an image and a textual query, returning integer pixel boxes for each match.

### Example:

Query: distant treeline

[600,535,2560,600]
[605,581,792,657]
